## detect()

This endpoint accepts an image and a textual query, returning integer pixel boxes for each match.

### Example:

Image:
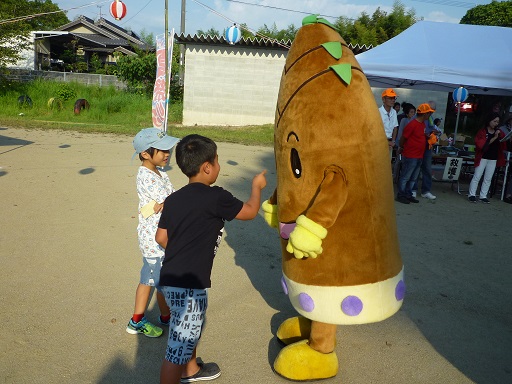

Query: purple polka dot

[341,296,363,316]
[281,276,288,295]
[395,280,406,301]
[298,293,315,312]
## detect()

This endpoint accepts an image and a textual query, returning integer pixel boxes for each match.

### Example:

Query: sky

[52,0,492,38]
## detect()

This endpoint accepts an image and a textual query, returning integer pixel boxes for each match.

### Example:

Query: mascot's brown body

[262,15,404,381]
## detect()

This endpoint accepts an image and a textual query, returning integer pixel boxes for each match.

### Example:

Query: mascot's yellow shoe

[276,316,311,345]
[274,339,338,381]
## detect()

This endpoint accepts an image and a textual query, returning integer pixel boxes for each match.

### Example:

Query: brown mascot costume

[261,15,405,381]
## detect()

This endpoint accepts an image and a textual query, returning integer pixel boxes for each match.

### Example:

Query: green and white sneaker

[126,317,163,338]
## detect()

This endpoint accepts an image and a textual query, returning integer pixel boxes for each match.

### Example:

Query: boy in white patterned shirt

[126,128,179,337]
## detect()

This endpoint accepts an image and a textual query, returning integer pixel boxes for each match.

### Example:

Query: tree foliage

[256,23,298,42]
[196,1,414,46]
[460,0,512,27]
[334,1,416,46]
[0,0,69,68]
[115,41,183,101]
[196,27,221,37]
[197,24,254,40]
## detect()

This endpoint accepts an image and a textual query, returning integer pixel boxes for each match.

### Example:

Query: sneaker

[181,362,221,383]
[479,198,490,204]
[468,196,477,203]
[407,197,420,203]
[159,315,170,326]
[126,317,163,338]
[411,191,417,198]
[395,196,410,204]
[421,192,437,200]
[504,196,512,204]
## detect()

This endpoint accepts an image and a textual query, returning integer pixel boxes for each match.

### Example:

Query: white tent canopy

[356,21,512,96]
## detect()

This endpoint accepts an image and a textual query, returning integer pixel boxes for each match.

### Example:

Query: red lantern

[110,0,127,21]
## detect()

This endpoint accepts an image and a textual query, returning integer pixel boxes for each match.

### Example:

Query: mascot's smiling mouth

[279,222,297,239]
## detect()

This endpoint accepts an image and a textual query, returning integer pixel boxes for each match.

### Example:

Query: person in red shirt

[395,103,435,204]
[468,112,507,203]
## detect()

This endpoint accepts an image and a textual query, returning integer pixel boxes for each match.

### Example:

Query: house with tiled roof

[31,15,150,71]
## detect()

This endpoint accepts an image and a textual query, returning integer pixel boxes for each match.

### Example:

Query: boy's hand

[253,170,267,190]
[236,170,268,221]
[154,202,164,213]
[253,170,267,189]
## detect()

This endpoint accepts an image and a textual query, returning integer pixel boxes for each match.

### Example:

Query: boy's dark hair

[138,147,157,161]
[434,118,441,125]
[176,134,217,177]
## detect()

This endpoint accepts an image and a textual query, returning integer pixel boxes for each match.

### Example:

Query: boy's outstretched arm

[236,170,267,221]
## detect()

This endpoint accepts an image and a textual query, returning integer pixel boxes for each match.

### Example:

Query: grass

[0,79,274,146]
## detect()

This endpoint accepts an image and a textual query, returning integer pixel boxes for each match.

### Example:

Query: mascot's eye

[290,148,302,178]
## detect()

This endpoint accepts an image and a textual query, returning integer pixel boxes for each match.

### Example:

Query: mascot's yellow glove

[286,215,327,259]
[261,200,278,228]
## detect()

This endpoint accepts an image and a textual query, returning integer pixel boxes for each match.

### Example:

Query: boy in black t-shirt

[156,134,267,384]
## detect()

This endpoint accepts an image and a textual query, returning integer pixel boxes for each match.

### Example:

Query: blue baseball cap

[133,128,179,154]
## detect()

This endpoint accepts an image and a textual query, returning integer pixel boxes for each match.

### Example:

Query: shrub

[56,84,76,101]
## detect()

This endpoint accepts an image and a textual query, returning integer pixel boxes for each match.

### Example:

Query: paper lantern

[110,0,127,21]
[453,87,468,103]
[225,24,242,45]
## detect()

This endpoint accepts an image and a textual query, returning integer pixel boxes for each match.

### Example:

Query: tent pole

[453,103,461,149]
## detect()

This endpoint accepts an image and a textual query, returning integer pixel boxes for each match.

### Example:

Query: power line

[120,0,155,26]
[190,0,291,48]
[411,0,476,8]
[224,0,340,20]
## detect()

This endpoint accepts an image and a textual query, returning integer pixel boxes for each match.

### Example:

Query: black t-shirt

[484,129,499,160]
[158,183,243,289]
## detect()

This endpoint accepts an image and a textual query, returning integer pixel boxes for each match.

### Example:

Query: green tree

[256,23,298,42]
[115,49,156,95]
[460,0,512,27]
[197,27,221,37]
[198,24,255,41]
[238,23,255,40]
[115,40,183,101]
[334,1,416,46]
[89,53,104,74]
[139,29,155,47]
[0,0,69,68]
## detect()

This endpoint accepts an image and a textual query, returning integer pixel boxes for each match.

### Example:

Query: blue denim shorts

[139,257,163,290]
[162,287,208,364]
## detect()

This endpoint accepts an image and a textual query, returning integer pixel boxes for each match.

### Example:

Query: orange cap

[381,88,397,98]
[417,103,435,114]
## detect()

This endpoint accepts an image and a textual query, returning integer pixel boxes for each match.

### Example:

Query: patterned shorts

[162,287,208,365]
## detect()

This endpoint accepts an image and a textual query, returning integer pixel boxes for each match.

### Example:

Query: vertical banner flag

[152,33,173,130]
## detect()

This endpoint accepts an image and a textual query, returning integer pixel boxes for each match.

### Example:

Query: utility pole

[179,0,186,86]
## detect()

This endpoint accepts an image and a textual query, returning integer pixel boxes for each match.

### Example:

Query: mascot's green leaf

[321,42,342,60]
[302,15,337,30]
[302,15,319,26]
[330,64,352,85]
[317,17,336,30]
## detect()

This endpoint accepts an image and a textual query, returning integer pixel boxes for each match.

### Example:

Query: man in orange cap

[396,103,435,204]
[379,88,399,158]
